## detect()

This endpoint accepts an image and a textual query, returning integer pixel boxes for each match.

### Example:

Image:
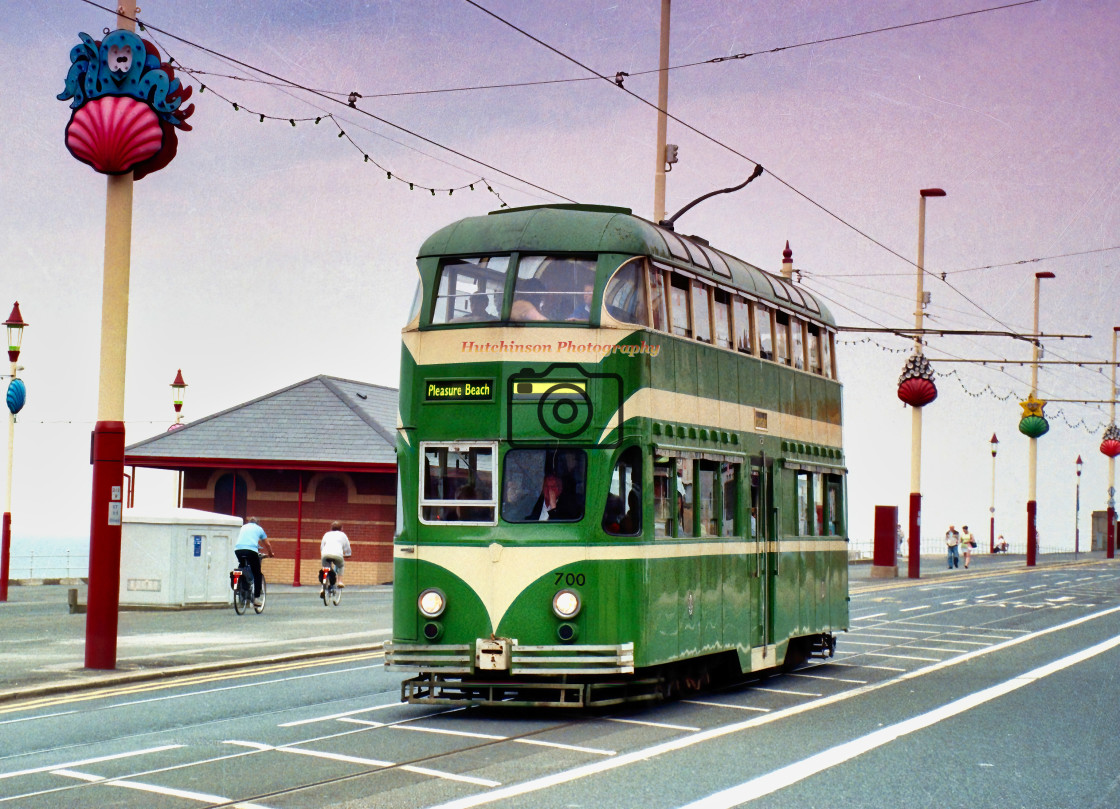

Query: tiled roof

[125,375,397,469]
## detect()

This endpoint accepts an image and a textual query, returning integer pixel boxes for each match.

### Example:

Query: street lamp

[1026,270,1055,567]
[1075,455,1083,555]
[1,301,28,602]
[170,369,187,428]
[906,188,946,578]
[990,433,998,553]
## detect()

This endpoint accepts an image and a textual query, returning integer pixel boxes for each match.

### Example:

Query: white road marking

[675,633,1120,808]
[396,725,506,741]
[0,744,182,781]
[517,739,615,756]
[0,710,78,727]
[754,687,821,697]
[850,612,887,620]
[417,604,1120,809]
[51,768,273,808]
[681,701,769,712]
[279,701,401,727]
[605,717,701,732]
[788,673,867,685]
[899,605,930,612]
[863,652,942,662]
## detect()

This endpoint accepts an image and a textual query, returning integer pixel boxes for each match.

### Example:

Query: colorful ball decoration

[1101,424,1120,458]
[58,29,193,179]
[6,378,26,415]
[897,354,937,407]
[1018,414,1049,438]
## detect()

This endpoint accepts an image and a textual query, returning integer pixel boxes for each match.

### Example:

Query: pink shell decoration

[65,95,164,175]
[897,377,937,408]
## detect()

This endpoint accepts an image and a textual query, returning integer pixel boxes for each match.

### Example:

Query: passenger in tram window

[525,474,578,521]
[511,278,548,321]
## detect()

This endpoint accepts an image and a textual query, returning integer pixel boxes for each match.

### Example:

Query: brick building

[124,375,398,586]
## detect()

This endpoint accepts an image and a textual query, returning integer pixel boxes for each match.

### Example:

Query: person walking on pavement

[320,520,352,596]
[960,524,976,568]
[945,524,961,569]
[234,517,275,606]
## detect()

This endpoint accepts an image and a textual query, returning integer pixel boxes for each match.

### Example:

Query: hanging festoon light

[897,352,937,407]
[1101,424,1120,458]
[58,29,194,179]
[1018,393,1049,438]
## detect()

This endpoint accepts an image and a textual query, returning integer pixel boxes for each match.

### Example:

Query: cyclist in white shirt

[320,521,352,594]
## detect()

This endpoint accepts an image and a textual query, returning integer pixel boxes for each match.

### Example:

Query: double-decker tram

[385,203,848,707]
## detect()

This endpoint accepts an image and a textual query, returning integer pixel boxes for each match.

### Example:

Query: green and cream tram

[385,203,848,707]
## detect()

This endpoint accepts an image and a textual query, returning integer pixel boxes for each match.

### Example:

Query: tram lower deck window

[419,443,497,524]
[501,448,587,523]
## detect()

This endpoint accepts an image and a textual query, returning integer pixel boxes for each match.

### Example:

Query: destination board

[425,378,494,402]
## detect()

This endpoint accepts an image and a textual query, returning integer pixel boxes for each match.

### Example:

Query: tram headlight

[552,589,581,619]
[418,588,446,618]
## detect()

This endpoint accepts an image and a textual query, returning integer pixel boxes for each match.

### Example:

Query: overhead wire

[74,0,577,204]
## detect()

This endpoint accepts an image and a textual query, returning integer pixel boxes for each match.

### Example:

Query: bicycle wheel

[253,576,267,614]
[322,584,330,607]
[233,576,248,615]
[330,585,341,606]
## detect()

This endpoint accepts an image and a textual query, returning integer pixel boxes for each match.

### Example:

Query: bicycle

[231,553,267,615]
[318,562,341,607]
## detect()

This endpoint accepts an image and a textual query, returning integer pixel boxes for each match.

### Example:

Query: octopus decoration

[58,29,193,179]
[1101,423,1120,458]
[897,353,937,407]
[1018,394,1049,438]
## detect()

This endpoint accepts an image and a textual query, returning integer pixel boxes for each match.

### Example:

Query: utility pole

[653,0,670,223]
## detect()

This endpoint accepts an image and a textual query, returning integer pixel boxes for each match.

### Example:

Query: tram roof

[418,204,835,325]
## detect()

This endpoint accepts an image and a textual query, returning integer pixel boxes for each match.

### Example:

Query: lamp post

[907,188,946,578]
[1026,270,1055,567]
[1,302,27,603]
[989,433,998,553]
[1109,327,1118,559]
[1075,455,1083,556]
[170,369,187,427]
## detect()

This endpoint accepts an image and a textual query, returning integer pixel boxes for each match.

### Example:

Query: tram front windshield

[501,448,586,523]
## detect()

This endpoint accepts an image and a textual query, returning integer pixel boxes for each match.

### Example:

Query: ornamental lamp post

[1075,455,1083,556]
[170,369,187,427]
[1,301,28,602]
[989,433,998,553]
[902,188,946,578]
[1025,270,1055,567]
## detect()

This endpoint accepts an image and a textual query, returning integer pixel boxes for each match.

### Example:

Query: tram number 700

[554,572,586,587]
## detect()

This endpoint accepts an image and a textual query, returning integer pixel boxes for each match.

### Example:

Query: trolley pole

[908,188,944,578]
[652,0,670,223]
[1026,270,1054,568]
[85,0,136,670]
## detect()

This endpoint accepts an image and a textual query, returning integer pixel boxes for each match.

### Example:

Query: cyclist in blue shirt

[234,517,274,606]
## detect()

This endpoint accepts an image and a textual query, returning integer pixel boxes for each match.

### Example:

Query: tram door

[750,456,777,658]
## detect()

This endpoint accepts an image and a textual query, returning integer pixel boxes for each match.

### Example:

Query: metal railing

[7,552,89,579]
[849,537,1095,561]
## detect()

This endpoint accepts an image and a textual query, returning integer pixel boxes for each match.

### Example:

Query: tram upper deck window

[775,312,791,366]
[407,277,423,324]
[733,296,752,354]
[602,260,650,326]
[512,256,597,322]
[756,303,774,361]
[431,257,509,325]
[501,448,586,523]
[669,274,691,337]
[790,316,805,370]
[420,443,497,524]
[712,289,732,349]
[692,281,712,343]
[822,330,835,379]
[650,267,669,331]
[807,324,822,375]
